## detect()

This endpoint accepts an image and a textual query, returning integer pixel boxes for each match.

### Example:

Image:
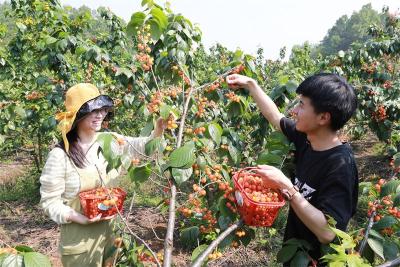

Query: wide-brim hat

[55,83,113,152]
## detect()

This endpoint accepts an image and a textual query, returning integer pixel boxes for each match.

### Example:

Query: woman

[39,83,165,267]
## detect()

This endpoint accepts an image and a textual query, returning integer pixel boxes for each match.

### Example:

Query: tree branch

[191,220,243,267]
[376,257,400,267]
[163,76,195,267]
[358,211,376,255]
[163,184,176,267]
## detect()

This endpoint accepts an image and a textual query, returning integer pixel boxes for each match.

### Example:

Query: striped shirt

[39,132,153,224]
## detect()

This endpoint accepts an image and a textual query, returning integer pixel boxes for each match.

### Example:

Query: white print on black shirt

[294,177,316,200]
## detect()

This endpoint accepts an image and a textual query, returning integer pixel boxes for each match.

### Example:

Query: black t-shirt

[280,117,358,262]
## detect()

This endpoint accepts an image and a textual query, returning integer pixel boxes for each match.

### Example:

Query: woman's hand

[154,117,167,137]
[254,165,293,190]
[67,210,115,225]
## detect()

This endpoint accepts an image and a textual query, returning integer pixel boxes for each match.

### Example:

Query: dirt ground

[0,134,393,266]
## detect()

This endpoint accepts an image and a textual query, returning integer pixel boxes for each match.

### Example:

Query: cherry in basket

[233,167,285,227]
[79,187,127,219]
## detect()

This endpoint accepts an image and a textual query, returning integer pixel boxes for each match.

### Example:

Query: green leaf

[218,197,236,220]
[44,36,57,45]
[285,80,298,94]
[269,85,285,100]
[150,7,168,30]
[171,167,193,186]
[298,239,312,250]
[16,22,27,32]
[393,153,400,167]
[145,137,162,156]
[218,215,232,231]
[256,151,282,165]
[160,104,172,120]
[240,228,255,247]
[0,135,5,145]
[141,0,154,7]
[218,233,234,250]
[393,193,400,207]
[15,245,33,252]
[180,226,199,248]
[191,244,208,263]
[329,228,355,249]
[149,20,163,41]
[75,45,86,55]
[121,153,132,170]
[127,12,146,37]
[207,122,223,146]
[289,251,310,267]
[380,180,400,198]
[279,75,289,85]
[368,229,384,240]
[115,67,132,79]
[104,246,117,261]
[228,143,240,165]
[2,254,23,267]
[196,156,207,170]
[383,240,399,261]
[367,238,384,259]
[24,252,52,267]
[14,106,26,119]
[168,145,195,168]
[372,216,397,230]
[128,164,151,184]
[140,120,154,137]
[361,241,375,264]
[97,133,114,162]
[227,101,243,118]
[346,254,371,267]
[277,245,298,263]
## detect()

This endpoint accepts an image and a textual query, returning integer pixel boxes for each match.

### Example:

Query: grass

[119,175,164,207]
[371,142,387,156]
[0,167,41,204]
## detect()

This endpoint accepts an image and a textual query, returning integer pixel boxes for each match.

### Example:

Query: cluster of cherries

[361,61,378,74]
[25,91,42,100]
[85,62,94,82]
[367,179,400,236]
[382,80,392,89]
[171,65,191,86]
[224,91,240,103]
[163,86,182,99]
[147,91,163,113]
[371,105,387,122]
[193,126,206,135]
[135,25,154,71]
[195,96,211,118]
[166,115,178,130]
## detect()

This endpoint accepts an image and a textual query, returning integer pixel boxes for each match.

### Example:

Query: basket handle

[234,167,258,180]
[233,167,260,190]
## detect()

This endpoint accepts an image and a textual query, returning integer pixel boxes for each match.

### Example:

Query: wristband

[281,185,299,201]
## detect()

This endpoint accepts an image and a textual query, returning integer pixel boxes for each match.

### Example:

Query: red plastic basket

[79,187,127,219]
[233,167,285,227]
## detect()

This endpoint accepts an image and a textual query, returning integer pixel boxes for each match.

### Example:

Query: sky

[3,0,400,59]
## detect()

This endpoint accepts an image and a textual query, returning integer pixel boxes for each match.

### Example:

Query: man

[226,73,358,263]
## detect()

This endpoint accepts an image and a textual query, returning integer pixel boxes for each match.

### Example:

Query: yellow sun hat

[55,83,113,153]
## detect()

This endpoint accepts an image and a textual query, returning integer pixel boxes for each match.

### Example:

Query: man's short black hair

[296,73,357,131]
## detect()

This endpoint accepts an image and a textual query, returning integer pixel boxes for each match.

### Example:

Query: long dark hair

[57,127,88,168]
